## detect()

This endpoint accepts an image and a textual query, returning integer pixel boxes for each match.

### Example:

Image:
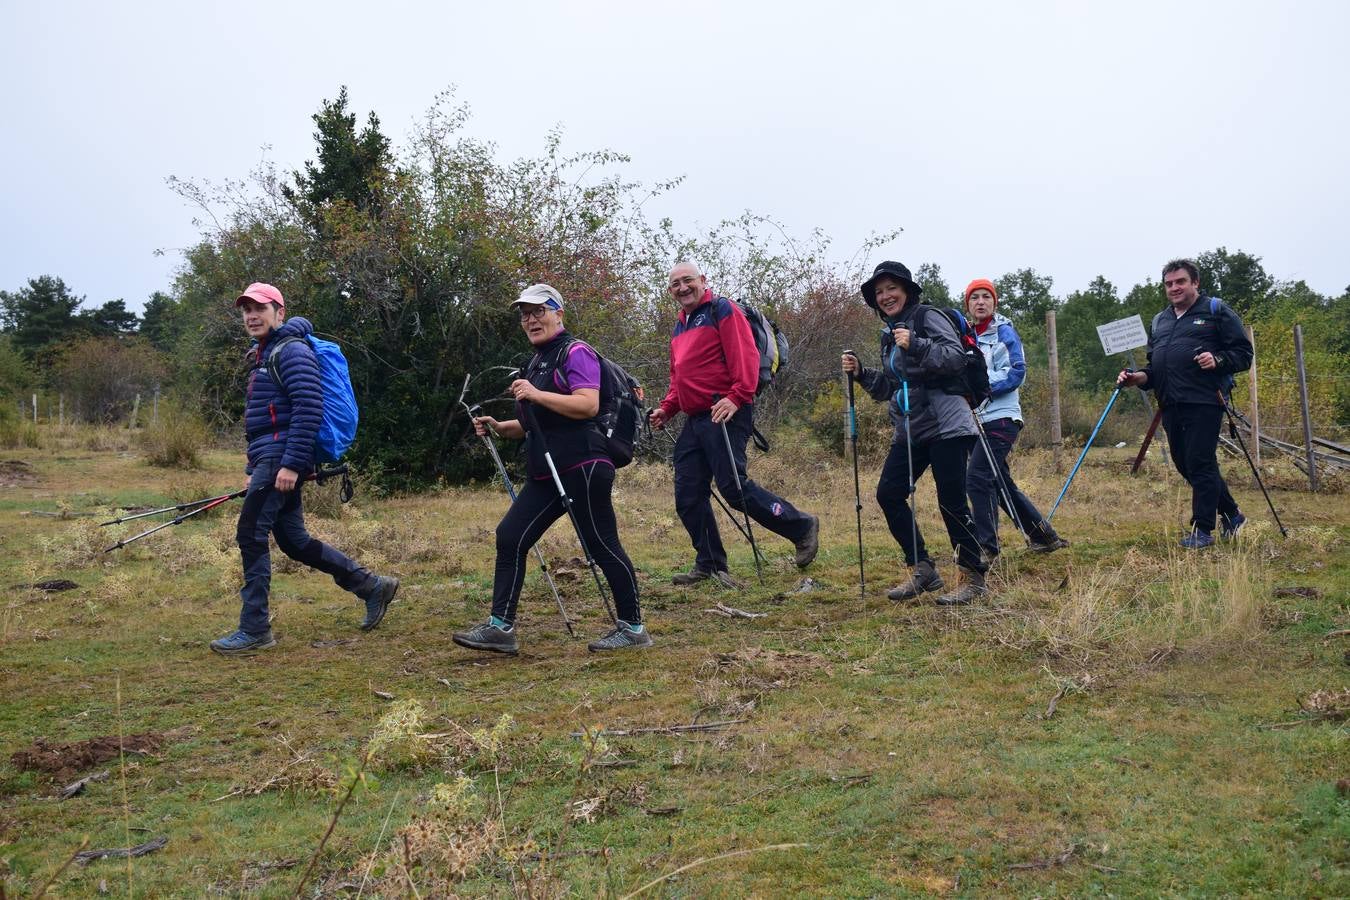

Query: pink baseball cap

[235,282,285,308]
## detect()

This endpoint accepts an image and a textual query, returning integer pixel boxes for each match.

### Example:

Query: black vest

[520,332,608,477]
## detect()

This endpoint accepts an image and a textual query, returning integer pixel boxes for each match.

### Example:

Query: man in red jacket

[649,262,819,585]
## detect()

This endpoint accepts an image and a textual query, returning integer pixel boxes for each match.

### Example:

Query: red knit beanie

[963,278,998,310]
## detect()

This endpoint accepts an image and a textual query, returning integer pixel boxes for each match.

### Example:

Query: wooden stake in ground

[1293,325,1318,491]
[1046,310,1063,472]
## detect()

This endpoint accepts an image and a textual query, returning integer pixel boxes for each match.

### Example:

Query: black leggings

[875,435,985,572]
[491,461,640,626]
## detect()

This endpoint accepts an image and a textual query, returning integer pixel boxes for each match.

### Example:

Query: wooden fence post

[1046,310,1063,472]
[1293,324,1318,491]
[31,393,37,424]
[59,394,65,427]
[128,393,141,431]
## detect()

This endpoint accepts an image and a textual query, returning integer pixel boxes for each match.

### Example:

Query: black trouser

[967,418,1055,553]
[876,435,985,572]
[673,405,813,573]
[1162,402,1240,534]
[236,458,371,635]
[491,461,639,626]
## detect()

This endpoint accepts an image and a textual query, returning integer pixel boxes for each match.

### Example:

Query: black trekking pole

[103,465,349,553]
[717,416,764,584]
[1218,391,1288,538]
[844,352,865,601]
[459,374,575,637]
[710,489,766,560]
[969,405,1031,545]
[519,401,619,626]
[100,491,241,526]
[893,341,920,567]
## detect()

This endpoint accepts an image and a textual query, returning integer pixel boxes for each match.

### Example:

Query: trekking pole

[844,352,865,601]
[969,405,1031,543]
[459,377,574,637]
[519,402,619,626]
[1048,387,1121,521]
[710,489,766,563]
[1218,392,1288,538]
[103,466,349,553]
[893,341,920,566]
[718,418,764,584]
[100,491,241,526]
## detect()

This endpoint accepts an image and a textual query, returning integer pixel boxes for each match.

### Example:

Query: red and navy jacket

[658,291,758,418]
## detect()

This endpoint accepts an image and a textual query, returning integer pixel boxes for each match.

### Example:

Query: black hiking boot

[935,566,988,606]
[887,560,944,602]
[358,575,400,631]
[794,515,820,568]
[210,629,277,656]
[452,621,519,655]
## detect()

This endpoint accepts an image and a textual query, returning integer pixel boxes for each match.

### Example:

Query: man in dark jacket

[1117,259,1253,549]
[648,262,819,585]
[210,283,398,655]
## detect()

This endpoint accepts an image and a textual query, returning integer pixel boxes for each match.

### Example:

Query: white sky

[2,0,1347,311]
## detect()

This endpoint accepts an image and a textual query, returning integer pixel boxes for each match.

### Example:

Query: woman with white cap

[452,284,649,655]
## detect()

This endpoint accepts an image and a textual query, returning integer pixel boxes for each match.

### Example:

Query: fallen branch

[59,770,110,800]
[704,603,766,619]
[1326,629,1350,638]
[570,719,745,738]
[74,835,168,865]
[619,843,808,899]
[1008,843,1076,871]
[1042,685,1069,720]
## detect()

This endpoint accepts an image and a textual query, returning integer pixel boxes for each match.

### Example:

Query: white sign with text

[1096,314,1149,355]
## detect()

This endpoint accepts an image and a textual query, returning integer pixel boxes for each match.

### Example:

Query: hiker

[453,284,649,654]
[1117,259,1252,548]
[841,261,988,605]
[211,283,398,656]
[963,279,1069,561]
[647,261,819,586]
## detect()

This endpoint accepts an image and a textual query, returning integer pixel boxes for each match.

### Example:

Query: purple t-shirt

[554,342,602,393]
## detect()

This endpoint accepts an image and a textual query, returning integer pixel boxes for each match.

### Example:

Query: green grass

[1,430,1346,896]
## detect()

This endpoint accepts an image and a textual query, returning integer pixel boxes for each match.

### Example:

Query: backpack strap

[265,335,305,397]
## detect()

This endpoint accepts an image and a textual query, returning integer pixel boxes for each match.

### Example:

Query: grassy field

[1,425,1347,897]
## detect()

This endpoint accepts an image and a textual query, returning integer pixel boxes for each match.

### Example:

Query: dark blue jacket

[1141,296,1252,408]
[244,317,321,474]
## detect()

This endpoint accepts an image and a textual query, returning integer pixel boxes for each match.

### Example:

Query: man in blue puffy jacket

[210,283,398,655]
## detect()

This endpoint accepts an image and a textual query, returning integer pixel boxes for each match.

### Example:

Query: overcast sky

[3,0,1347,312]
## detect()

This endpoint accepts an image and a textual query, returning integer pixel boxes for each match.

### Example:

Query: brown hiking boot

[935,566,988,606]
[794,515,820,568]
[886,560,944,602]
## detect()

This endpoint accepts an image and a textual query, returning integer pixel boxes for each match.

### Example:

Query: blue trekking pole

[1048,386,1121,521]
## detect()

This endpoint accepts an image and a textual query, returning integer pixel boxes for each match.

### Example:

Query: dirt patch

[0,460,38,487]
[10,726,192,780]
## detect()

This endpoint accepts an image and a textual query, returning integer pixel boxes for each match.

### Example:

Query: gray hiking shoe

[452,621,519,655]
[587,621,653,652]
[672,567,741,589]
[210,629,277,656]
[935,567,988,606]
[794,515,820,568]
[886,560,944,602]
[359,575,400,631]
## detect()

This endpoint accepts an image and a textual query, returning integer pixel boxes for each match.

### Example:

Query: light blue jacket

[975,312,1026,424]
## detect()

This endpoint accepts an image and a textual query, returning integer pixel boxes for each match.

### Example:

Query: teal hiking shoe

[452,621,519,655]
[588,621,653,652]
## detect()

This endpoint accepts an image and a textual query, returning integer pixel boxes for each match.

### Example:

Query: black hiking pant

[1162,402,1241,534]
[673,406,813,574]
[875,435,986,573]
[967,418,1055,553]
[491,461,639,626]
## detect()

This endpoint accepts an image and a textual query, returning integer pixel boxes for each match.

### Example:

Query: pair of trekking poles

[1047,381,1286,536]
[100,465,353,553]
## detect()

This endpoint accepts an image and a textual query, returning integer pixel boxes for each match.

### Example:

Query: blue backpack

[267,335,359,463]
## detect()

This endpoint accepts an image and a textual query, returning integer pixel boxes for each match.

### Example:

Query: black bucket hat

[860,261,923,312]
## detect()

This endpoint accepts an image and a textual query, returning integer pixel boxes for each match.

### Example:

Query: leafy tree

[1195,247,1274,315]
[50,336,166,423]
[994,268,1057,364]
[1057,275,1128,390]
[77,298,139,335]
[140,291,182,353]
[282,85,392,227]
[913,262,951,308]
[0,275,84,361]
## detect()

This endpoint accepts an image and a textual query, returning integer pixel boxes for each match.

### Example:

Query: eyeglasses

[518,305,553,321]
